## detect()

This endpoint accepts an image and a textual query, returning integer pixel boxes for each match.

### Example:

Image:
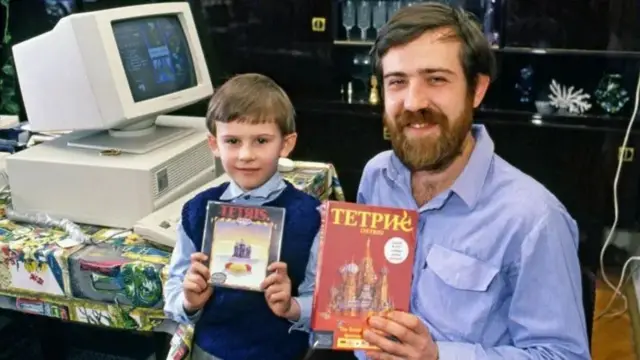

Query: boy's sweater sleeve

[290,230,320,333]
[163,222,202,324]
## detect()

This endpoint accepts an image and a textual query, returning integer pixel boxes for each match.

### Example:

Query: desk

[0,161,344,358]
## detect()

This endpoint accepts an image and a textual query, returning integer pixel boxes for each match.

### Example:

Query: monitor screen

[112,15,197,102]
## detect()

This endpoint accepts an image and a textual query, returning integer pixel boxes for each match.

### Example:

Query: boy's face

[208,120,297,191]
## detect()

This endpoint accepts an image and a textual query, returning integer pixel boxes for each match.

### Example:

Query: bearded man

[354,3,591,360]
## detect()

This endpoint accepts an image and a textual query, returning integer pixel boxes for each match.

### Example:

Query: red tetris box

[310,201,418,351]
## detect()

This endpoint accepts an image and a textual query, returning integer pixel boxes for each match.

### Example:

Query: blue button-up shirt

[352,125,590,359]
[163,172,316,331]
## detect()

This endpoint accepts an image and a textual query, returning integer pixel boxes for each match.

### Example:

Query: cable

[596,69,640,320]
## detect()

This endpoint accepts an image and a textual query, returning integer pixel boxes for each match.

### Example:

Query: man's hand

[182,252,213,314]
[363,311,438,360]
[261,262,298,320]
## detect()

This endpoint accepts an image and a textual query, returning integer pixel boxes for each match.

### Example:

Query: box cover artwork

[311,201,418,350]
[201,201,285,292]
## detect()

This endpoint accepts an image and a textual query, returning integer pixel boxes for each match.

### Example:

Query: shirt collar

[220,171,286,201]
[386,124,495,209]
[449,125,494,208]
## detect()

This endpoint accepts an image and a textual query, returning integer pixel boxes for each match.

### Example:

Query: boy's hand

[261,262,297,319]
[183,252,213,314]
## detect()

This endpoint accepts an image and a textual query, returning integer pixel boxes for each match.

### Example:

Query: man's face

[381,28,487,172]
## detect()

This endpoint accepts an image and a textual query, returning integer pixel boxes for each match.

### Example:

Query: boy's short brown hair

[206,73,296,136]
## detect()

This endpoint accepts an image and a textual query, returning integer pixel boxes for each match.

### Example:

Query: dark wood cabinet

[503,0,640,52]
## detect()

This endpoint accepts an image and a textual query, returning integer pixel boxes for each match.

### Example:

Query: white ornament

[548,79,592,114]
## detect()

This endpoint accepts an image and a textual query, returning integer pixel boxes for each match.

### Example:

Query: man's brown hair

[371,2,497,92]
[206,73,296,136]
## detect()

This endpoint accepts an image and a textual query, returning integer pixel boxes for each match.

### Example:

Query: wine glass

[342,0,356,41]
[387,1,402,20]
[357,1,372,41]
[372,1,387,37]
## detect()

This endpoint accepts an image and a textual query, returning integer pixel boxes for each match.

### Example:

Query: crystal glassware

[357,1,372,41]
[372,1,387,38]
[342,0,356,41]
[387,1,402,20]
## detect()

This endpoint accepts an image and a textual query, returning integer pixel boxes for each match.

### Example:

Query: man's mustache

[396,109,445,128]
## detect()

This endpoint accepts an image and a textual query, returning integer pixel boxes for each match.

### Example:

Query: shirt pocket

[427,244,499,291]
[416,244,501,340]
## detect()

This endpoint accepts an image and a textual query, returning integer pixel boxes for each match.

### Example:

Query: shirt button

[243,195,250,200]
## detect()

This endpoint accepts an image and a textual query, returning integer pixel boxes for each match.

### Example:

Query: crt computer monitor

[6,3,216,229]
[12,2,213,154]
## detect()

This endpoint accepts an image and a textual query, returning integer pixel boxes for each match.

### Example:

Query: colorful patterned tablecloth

[0,161,344,358]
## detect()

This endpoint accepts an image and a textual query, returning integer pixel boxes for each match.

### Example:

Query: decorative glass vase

[594,74,629,114]
[514,65,534,104]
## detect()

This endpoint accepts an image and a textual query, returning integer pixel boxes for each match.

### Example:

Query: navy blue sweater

[181,181,321,360]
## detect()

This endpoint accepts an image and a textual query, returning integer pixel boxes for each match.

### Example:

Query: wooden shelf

[334,40,499,49]
[293,99,637,133]
[496,47,640,58]
[332,40,640,59]
[333,40,374,47]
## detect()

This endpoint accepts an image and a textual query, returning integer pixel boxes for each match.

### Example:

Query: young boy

[163,73,320,360]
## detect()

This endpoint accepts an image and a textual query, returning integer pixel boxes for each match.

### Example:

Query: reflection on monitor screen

[113,15,197,102]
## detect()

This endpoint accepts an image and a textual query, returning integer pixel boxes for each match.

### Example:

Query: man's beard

[385,102,473,172]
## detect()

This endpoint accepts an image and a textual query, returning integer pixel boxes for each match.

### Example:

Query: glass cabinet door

[503,0,640,52]
[334,0,501,46]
